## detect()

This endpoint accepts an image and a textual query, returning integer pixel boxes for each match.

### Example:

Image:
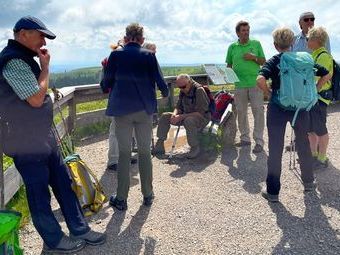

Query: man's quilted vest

[0,39,53,156]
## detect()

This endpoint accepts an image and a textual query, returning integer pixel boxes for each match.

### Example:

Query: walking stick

[51,87,74,155]
[0,117,8,255]
[169,126,181,159]
[0,117,5,209]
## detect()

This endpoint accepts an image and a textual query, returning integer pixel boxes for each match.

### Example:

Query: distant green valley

[50,65,205,88]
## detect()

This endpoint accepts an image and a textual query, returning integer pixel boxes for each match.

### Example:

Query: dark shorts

[309,101,328,136]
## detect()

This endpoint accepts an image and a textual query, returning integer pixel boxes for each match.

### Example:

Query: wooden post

[0,117,4,209]
[168,82,174,109]
[68,96,76,133]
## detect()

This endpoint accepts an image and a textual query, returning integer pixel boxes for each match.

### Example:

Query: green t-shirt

[226,39,265,88]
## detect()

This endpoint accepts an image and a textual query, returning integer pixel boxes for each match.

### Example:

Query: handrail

[0,74,211,205]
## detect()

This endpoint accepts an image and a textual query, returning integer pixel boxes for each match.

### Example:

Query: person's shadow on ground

[98,206,155,255]
[53,156,142,227]
[167,149,219,178]
[315,162,340,213]
[220,145,268,194]
[269,192,340,254]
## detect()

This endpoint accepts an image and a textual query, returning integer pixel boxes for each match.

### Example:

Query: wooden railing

[0,74,210,207]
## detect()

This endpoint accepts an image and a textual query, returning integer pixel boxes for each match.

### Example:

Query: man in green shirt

[226,20,266,153]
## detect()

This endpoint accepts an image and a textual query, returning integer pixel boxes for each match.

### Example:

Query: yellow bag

[65,154,107,217]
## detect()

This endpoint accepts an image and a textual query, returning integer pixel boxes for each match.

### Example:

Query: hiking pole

[0,118,8,255]
[51,122,68,158]
[169,125,181,159]
[51,87,74,154]
[289,127,303,184]
[0,117,4,210]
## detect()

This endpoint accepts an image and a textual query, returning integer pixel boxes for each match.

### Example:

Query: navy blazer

[101,42,169,116]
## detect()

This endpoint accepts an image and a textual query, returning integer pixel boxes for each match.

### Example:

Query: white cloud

[1,0,340,67]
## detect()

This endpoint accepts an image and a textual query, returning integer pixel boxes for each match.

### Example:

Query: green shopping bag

[0,210,22,255]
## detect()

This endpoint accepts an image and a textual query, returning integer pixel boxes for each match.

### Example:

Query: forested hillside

[50,65,205,88]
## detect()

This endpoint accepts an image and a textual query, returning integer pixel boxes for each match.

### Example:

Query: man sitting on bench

[152,74,211,159]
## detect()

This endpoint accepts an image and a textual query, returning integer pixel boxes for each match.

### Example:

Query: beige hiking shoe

[152,139,165,155]
[186,146,200,159]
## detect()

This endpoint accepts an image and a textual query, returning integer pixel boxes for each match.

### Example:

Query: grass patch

[5,186,30,227]
[3,154,13,170]
[2,156,30,227]
[76,99,108,113]
[73,119,111,145]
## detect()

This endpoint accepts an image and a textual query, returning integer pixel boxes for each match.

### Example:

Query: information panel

[203,64,239,85]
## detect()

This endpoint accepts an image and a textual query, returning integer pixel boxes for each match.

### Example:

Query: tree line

[50,66,205,88]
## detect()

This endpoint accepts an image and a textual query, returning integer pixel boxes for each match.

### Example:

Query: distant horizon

[50,62,226,73]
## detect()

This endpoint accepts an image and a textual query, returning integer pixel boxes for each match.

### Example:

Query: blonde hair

[307,26,328,47]
[110,39,124,50]
[272,27,294,50]
[143,42,156,51]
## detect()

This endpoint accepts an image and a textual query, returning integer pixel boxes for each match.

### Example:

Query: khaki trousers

[157,112,209,147]
[234,86,264,146]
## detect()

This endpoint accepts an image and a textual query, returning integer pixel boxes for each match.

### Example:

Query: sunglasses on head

[303,17,315,22]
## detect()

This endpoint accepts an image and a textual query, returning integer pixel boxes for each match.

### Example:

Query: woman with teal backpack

[256,27,330,203]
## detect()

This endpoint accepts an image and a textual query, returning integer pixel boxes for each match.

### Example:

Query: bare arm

[256,75,270,97]
[316,73,332,92]
[26,49,50,107]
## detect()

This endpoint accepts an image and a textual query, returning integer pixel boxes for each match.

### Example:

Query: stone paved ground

[20,104,340,254]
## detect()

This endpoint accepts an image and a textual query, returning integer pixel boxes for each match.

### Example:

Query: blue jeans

[266,103,314,195]
[13,134,89,248]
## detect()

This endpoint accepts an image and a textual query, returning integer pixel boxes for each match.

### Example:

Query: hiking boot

[106,163,117,171]
[71,230,106,246]
[43,235,86,254]
[131,158,138,164]
[109,196,127,211]
[303,182,316,192]
[285,144,296,152]
[261,191,279,203]
[152,139,165,155]
[252,144,263,153]
[143,192,155,207]
[235,140,251,147]
[314,159,329,169]
[186,146,200,159]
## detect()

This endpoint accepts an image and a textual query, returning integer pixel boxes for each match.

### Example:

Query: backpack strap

[315,51,328,61]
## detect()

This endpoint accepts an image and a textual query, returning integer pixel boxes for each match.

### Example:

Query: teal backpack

[278,52,318,126]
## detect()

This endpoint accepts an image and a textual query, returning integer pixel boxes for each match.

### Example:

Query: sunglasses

[178,85,187,90]
[303,17,315,22]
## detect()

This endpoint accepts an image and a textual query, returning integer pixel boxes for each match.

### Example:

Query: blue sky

[1,0,339,69]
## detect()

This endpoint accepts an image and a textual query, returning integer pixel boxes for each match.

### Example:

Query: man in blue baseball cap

[0,16,106,254]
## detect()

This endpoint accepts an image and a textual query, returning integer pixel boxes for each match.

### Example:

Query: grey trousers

[234,86,264,146]
[107,117,119,166]
[157,112,209,147]
[115,110,153,200]
[107,117,136,166]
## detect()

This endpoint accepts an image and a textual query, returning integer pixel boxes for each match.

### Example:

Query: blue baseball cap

[13,16,56,40]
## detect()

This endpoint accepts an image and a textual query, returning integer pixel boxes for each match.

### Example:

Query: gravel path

[20,104,340,254]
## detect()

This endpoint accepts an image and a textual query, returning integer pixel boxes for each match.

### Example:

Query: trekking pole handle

[51,86,63,101]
